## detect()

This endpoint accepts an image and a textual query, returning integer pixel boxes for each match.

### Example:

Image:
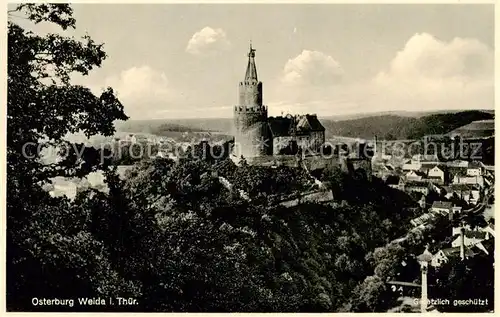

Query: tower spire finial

[245,42,257,81]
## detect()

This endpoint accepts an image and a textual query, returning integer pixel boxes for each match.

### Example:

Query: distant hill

[447,119,495,138]
[322,110,494,140]
[321,109,494,121]
[115,118,233,135]
[115,110,494,141]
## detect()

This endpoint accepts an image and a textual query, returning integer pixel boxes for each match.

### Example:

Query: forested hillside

[322,110,494,140]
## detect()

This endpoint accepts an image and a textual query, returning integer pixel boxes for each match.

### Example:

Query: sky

[10,4,495,119]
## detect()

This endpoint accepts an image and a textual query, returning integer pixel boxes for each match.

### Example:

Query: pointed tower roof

[244,42,258,83]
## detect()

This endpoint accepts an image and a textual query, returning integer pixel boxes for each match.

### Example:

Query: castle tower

[233,43,271,159]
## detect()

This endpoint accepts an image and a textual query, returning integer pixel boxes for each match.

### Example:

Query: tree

[350,275,394,312]
[7,4,130,310]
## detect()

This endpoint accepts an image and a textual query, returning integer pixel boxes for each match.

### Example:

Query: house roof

[450,183,479,191]
[297,115,325,132]
[417,249,433,262]
[406,180,429,188]
[429,165,445,172]
[268,114,325,137]
[432,201,453,210]
[407,170,427,177]
[268,116,293,137]
[411,213,434,226]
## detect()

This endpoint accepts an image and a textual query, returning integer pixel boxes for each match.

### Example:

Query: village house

[453,174,484,187]
[430,201,454,217]
[427,165,445,183]
[402,160,422,171]
[128,134,150,143]
[467,161,482,177]
[431,247,476,267]
[405,181,430,196]
[386,175,405,190]
[426,176,444,185]
[446,160,470,168]
[451,230,490,252]
[410,213,436,227]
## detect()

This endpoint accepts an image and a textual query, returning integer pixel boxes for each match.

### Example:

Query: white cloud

[372,32,493,111]
[186,27,231,55]
[266,50,345,115]
[268,34,493,117]
[376,33,492,81]
[281,50,344,86]
[99,66,175,119]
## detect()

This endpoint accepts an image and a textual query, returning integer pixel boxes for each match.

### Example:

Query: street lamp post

[417,247,433,313]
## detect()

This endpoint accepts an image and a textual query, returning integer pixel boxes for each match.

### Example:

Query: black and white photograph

[5,2,496,313]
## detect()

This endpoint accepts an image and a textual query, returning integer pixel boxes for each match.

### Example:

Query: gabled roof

[268,116,293,137]
[296,115,325,132]
[407,170,427,177]
[431,201,453,210]
[268,114,325,137]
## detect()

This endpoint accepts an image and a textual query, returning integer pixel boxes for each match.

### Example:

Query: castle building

[232,44,326,161]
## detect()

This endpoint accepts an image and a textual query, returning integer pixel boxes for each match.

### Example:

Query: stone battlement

[234,105,268,113]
